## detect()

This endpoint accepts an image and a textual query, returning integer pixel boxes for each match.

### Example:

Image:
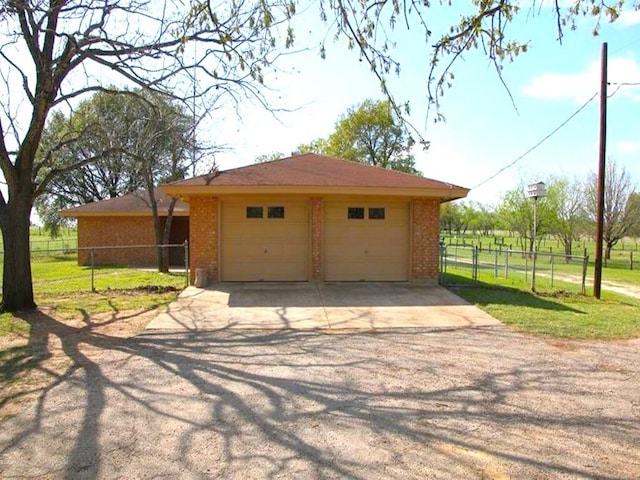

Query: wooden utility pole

[594,42,608,299]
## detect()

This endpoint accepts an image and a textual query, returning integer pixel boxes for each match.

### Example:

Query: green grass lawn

[0,254,186,330]
[446,273,640,340]
[1,239,638,341]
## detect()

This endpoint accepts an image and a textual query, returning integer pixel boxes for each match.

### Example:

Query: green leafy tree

[462,203,482,235]
[0,0,295,311]
[544,177,589,260]
[476,204,497,236]
[499,180,556,252]
[440,202,463,235]
[36,90,201,272]
[299,99,420,174]
[297,139,329,155]
[254,152,285,163]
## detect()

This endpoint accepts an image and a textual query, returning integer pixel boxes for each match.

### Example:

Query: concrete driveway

[146,283,501,331]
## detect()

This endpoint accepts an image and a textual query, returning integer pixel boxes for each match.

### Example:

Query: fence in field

[440,244,589,294]
[3,242,190,295]
[443,234,638,270]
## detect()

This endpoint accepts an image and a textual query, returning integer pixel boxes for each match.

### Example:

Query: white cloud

[616,140,640,153]
[522,56,640,104]
[618,9,640,26]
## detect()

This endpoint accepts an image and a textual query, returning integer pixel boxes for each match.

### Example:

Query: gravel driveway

[1,324,639,479]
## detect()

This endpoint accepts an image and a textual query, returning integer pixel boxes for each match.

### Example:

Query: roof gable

[169,153,466,190]
[60,190,189,217]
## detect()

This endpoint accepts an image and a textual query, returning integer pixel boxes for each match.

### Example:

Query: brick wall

[310,197,323,281]
[78,216,157,266]
[77,215,189,267]
[411,199,441,282]
[189,196,218,284]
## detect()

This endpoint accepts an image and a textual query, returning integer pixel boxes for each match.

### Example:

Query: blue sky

[210,3,640,206]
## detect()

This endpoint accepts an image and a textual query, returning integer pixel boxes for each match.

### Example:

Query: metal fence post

[494,250,498,278]
[90,249,95,292]
[183,240,189,287]
[551,254,555,288]
[473,246,479,281]
[504,250,509,279]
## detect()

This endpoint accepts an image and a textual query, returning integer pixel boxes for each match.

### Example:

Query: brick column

[411,199,440,283]
[310,197,323,281]
[189,196,218,284]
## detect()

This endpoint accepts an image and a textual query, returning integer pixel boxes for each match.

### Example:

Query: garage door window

[267,206,285,219]
[246,206,264,218]
[368,207,385,220]
[348,207,365,219]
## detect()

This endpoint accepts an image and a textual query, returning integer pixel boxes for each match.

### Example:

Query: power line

[472,91,599,191]
[608,81,640,86]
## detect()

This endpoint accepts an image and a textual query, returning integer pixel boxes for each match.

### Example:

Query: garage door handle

[264,248,267,254]
[364,249,368,254]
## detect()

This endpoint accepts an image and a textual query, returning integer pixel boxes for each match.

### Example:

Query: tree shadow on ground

[1,310,638,479]
[444,274,585,313]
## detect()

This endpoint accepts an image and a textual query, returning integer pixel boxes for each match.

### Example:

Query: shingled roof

[162,153,468,200]
[171,153,460,187]
[60,190,189,217]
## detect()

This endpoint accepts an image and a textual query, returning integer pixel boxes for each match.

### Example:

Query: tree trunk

[160,198,178,274]
[564,239,572,264]
[0,200,36,312]
[151,205,164,273]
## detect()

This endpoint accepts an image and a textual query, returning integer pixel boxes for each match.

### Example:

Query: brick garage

[161,154,468,285]
[61,191,189,267]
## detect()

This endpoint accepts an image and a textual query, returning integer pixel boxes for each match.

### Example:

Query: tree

[586,159,637,261]
[299,99,419,174]
[35,92,154,234]
[626,193,640,238]
[0,0,626,311]
[255,152,284,163]
[124,91,199,273]
[0,0,295,311]
[499,181,556,252]
[544,178,589,261]
[440,202,463,235]
[332,2,623,111]
[36,89,206,272]
[476,204,497,237]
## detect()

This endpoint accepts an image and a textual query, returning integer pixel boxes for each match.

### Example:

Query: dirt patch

[537,290,583,299]
[105,285,181,294]
[0,307,157,422]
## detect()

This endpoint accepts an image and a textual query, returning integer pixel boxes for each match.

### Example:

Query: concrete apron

[146,283,501,331]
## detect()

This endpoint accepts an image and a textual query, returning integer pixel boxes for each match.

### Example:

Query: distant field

[442,233,640,286]
[0,227,79,254]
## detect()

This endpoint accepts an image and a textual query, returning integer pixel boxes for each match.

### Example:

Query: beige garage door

[222,201,308,281]
[325,202,409,281]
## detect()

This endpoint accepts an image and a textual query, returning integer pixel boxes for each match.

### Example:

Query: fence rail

[440,245,589,294]
[81,242,189,291]
[2,242,190,296]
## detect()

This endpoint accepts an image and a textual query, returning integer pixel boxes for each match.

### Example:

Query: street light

[527,181,547,292]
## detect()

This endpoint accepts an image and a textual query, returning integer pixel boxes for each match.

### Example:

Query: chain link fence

[2,242,189,296]
[440,244,589,294]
